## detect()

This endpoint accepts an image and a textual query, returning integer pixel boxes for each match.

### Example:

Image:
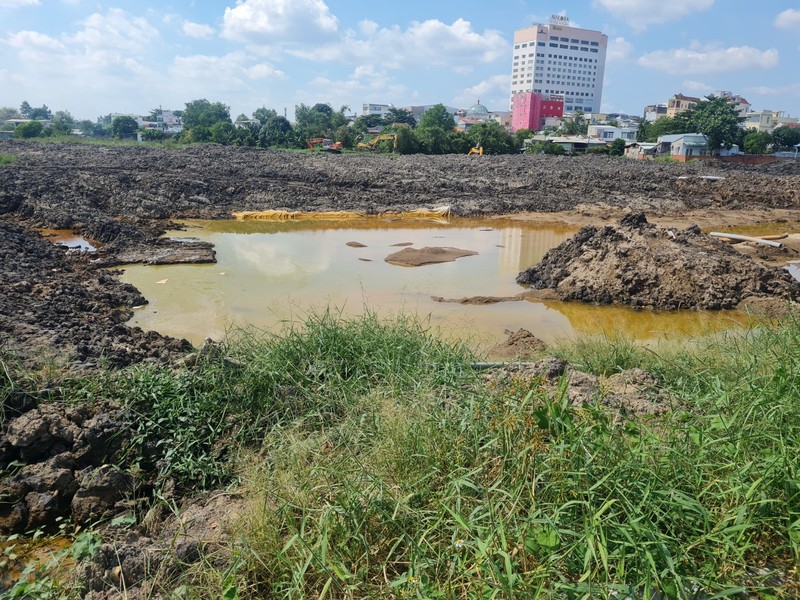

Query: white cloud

[300,65,411,110]
[775,9,800,29]
[222,0,338,43]
[745,83,800,98]
[182,21,214,39]
[69,8,159,53]
[453,74,509,108]
[7,30,64,52]
[0,0,40,7]
[638,44,779,75]
[682,80,712,93]
[247,63,285,79]
[290,18,508,71]
[606,37,634,63]
[593,0,714,32]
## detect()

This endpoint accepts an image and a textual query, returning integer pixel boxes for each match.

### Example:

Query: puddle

[1,535,74,593]
[117,218,751,354]
[40,229,96,252]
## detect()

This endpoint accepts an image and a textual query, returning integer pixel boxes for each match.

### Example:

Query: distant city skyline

[1,1,798,121]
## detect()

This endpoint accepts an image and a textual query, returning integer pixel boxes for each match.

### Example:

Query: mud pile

[516,213,800,310]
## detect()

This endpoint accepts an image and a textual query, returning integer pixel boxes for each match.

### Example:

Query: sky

[1,0,799,122]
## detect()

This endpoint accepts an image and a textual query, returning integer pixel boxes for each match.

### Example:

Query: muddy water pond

[118,218,748,355]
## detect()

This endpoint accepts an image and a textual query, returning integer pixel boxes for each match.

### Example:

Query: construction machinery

[468,145,484,156]
[307,138,343,153]
[356,134,398,152]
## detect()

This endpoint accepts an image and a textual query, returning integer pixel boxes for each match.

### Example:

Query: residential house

[656,133,709,161]
[587,124,638,142]
[624,142,658,160]
[666,94,700,118]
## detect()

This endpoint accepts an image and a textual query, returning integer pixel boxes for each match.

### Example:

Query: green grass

[2,313,799,598]
[0,153,18,165]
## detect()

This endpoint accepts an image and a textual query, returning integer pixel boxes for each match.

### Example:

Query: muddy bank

[0,220,191,369]
[516,213,800,310]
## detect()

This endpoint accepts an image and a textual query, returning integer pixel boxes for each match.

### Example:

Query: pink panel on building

[511,93,563,132]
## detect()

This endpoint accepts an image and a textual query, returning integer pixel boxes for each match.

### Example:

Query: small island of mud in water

[384,246,478,266]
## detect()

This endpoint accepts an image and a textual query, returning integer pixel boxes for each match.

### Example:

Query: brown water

[118,218,749,354]
[40,229,96,251]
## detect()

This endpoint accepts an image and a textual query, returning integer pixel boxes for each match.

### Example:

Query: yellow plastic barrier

[232,206,451,221]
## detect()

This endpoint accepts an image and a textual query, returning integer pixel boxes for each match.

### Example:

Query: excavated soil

[516,213,800,310]
[2,141,800,596]
[1,140,799,366]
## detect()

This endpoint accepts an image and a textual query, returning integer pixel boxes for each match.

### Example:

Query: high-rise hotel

[510,15,608,114]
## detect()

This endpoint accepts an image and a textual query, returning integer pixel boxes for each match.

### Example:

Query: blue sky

[1,0,798,122]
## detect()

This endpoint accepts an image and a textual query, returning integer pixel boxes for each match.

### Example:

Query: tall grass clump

[73,310,474,492]
[218,317,800,599]
[0,153,18,166]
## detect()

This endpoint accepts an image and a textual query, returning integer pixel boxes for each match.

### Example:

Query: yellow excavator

[356,133,398,152]
[468,144,483,156]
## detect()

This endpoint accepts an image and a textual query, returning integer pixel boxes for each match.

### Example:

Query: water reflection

[118,218,748,353]
[41,229,96,251]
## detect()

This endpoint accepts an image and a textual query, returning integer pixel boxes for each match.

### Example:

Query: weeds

[0,154,17,166]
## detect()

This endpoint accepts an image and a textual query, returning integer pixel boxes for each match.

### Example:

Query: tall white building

[510,16,607,114]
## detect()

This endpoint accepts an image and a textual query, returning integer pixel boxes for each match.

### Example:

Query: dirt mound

[516,213,800,310]
[487,329,547,360]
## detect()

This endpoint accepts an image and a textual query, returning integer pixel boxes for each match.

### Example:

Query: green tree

[334,124,354,149]
[562,110,588,135]
[111,115,139,139]
[351,113,385,133]
[252,107,278,125]
[76,119,107,137]
[14,120,44,138]
[330,105,350,130]
[19,101,32,118]
[395,126,420,154]
[609,138,626,156]
[467,121,515,154]
[636,116,690,142]
[294,103,332,141]
[743,131,772,155]
[141,128,166,142]
[542,142,566,155]
[771,126,800,151]
[210,121,235,144]
[49,110,75,136]
[683,95,744,153]
[259,116,293,147]
[418,104,454,130]
[182,99,231,130]
[0,106,19,122]
[386,107,416,127]
[513,128,534,149]
[415,104,456,154]
[28,104,53,120]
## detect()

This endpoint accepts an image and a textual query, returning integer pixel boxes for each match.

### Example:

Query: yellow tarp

[233,206,451,221]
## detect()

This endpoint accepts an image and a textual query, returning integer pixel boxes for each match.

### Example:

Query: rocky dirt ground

[2,140,799,595]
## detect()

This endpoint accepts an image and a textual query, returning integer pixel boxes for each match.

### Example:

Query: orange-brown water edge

[117,218,751,357]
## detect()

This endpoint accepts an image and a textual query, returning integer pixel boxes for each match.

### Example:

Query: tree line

[2,99,532,155]
[6,95,797,156]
